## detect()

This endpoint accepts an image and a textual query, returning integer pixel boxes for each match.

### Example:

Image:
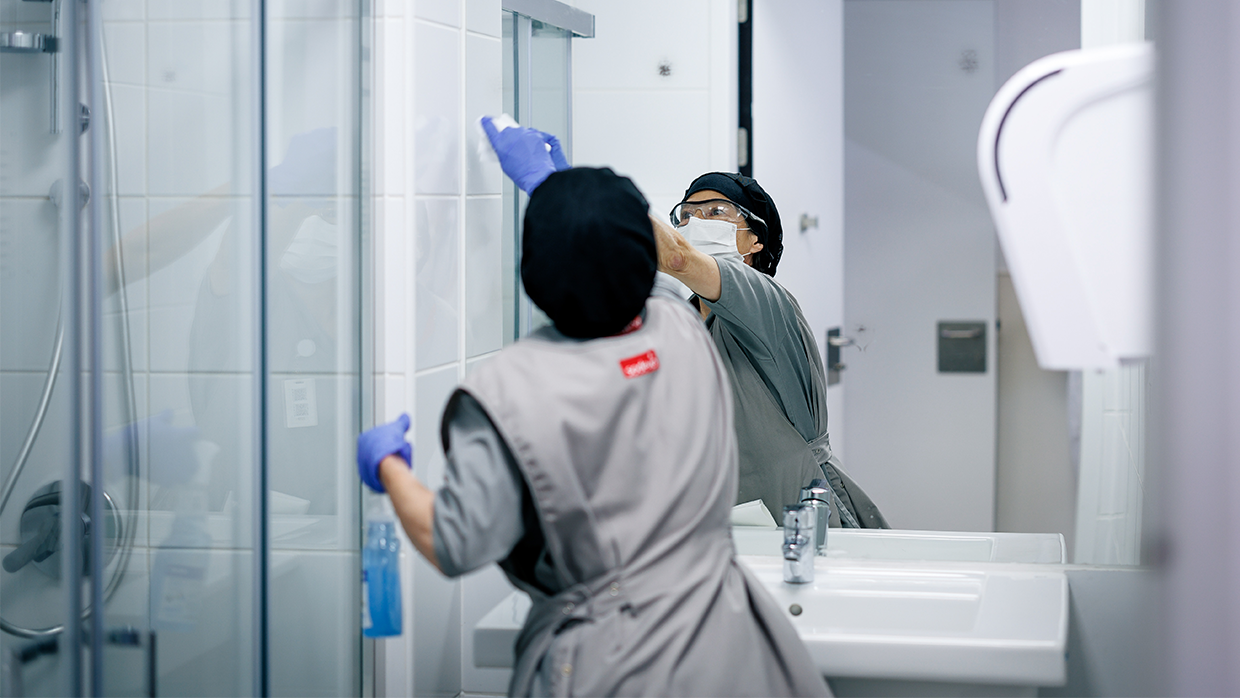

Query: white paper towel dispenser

[978,43,1153,370]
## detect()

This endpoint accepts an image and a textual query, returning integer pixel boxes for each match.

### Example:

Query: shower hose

[1,33,140,639]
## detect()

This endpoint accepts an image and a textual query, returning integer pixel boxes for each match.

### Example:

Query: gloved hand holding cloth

[480,115,569,194]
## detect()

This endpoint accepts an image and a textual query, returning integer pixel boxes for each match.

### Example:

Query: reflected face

[683,190,764,264]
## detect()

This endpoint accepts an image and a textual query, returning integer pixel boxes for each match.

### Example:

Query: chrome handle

[0,31,58,53]
[940,328,982,339]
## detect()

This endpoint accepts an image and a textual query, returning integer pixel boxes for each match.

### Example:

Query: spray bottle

[362,496,402,637]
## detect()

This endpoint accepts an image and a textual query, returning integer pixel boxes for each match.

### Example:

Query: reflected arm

[104,182,234,293]
[650,214,722,302]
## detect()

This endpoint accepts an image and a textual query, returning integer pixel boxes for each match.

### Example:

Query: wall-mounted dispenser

[977,44,1153,370]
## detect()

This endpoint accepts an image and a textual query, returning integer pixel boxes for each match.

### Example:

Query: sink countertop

[474,555,1068,687]
[731,527,1066,564]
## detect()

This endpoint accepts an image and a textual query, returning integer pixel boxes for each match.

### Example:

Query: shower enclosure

[0,0,365,694]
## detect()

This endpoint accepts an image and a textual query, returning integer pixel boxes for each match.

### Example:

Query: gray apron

[710,320,888,529]
[457,296,829,697]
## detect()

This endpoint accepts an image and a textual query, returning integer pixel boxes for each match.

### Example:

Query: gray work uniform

[701,257,887,528]
[434,291,830,698]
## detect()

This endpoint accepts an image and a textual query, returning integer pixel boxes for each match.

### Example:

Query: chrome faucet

[782,504,816,584]
[799,479,831,556]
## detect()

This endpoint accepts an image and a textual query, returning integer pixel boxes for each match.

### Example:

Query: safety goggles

[668,198,766,228]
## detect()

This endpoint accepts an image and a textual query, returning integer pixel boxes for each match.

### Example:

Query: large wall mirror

[565,0,1152,566]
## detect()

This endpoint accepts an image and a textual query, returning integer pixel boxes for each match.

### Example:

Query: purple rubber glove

[356,413,413,493]
[536,129,571,172]
[481,116,569,194]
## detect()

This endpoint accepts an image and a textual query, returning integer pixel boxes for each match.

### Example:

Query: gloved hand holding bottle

[481,115,570,194]
[355,414,414,638]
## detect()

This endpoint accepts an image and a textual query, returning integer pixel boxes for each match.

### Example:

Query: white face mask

[279,214,339,285]
[679,216,742,264]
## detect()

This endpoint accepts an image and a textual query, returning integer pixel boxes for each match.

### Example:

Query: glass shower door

[501,9,576,342]
[0,1,365,695]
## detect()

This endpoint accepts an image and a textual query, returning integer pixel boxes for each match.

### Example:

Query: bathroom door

[751,0,848,463]
[840,0,998,532]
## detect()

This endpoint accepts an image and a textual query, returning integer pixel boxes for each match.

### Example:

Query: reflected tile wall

[466,197,503,357]
[415,197,460,370]
[270,550,361,696]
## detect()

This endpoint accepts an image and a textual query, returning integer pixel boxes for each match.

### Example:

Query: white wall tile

[376,374,409,425]
[104,0,145,21]
[376,196,409,374]
[147,21,242,96]
[102,0,145,21]
[571,0,712,91]
[466,0,502,38]
[105,309,150,378]
[266,375,356,539]
[375,0,406,18]
[465,34,503,195]
[412,365,463,694]
[3,1,60,22]
[0,552,150,697]
[461,567,516,694]
[0,200,62,371]
[99,551,153,696]
[415,0,462,28]
[415,21,462,195]
[104,21,146,86]
[146,19,249,197]
[0,372,74,546]
[415,365,459,485]
[415,198,461,370]
[464,353,496,376]
[147,88,245,197]
[110,84,149,196]
[270,550,361,696]
[0,61,64,197]
[573,89,712,199]
[106,197,150,312]
[465,197,503,357]
[146,196,252,373]
[376,17,407,197]
[101,371,152,551]
[269,0,358,20]
[414,556,463,697]
[147,2,252,21]
[148,373,254,548]
[153,549,254,696]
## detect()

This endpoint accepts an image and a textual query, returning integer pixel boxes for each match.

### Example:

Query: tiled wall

[369,0,510,694]
[567,0,737,219]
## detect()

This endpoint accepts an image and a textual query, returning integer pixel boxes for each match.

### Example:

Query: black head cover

[683,171,783,276]
[522,168,656,339]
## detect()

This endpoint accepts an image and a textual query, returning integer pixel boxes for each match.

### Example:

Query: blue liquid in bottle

[362,520,402,637]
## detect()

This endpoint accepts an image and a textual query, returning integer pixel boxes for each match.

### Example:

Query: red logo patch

[619,350,660,379]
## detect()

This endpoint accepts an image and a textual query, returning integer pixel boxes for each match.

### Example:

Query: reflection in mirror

[566,0,1150,565]
[501,12,573,344]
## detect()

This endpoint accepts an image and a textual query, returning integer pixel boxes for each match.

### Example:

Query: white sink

[732,527,1065,563]
[475,556,1068,690]
[741,556,1068,687]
